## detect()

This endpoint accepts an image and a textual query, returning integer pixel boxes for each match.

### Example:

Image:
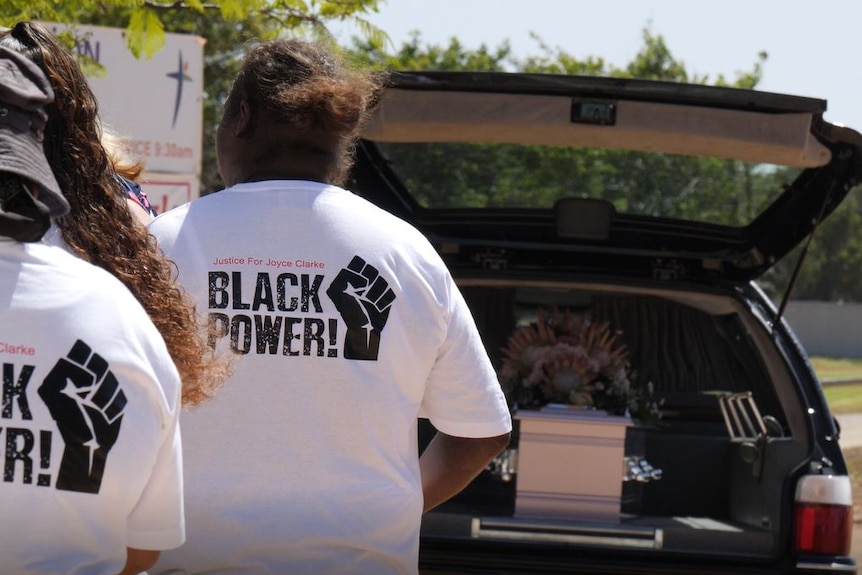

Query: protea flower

[498,307,645,417]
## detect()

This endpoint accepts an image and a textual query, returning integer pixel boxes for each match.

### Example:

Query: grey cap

[0,46,67,217]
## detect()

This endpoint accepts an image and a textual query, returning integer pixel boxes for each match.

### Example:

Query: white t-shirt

[0,240,184,575]
[148,180,512,575]
[39,223,66,250]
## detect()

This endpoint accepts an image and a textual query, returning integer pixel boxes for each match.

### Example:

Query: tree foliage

[760,191,862,302]
[0,0,385,58]
[0,0,385,192]
[350,31,861,303]
[351,30,779,224]
[0,3,856,302]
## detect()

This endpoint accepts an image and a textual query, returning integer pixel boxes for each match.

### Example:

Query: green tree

[353,30,513,71]
[351,31,862,303]
[0,0,385,58]
[352,30,778,224]
[760,190,862,303]
[2,7,857,301]
[15,1,383,192]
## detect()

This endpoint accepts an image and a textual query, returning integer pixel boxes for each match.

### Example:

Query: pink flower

[498,308,651,419]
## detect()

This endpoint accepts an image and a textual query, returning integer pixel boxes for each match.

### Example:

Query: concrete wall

[783,301,862,358]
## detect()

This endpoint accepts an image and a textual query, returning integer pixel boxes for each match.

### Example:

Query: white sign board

[140,172,199,214]
[44,23,205,176]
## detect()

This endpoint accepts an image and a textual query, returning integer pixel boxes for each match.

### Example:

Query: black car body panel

[349,71,862,574]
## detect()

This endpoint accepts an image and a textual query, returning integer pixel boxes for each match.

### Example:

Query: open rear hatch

[353,71,862,283]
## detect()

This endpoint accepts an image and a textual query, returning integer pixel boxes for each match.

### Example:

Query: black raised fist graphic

[326,255,396,360]
[38,340,127,493]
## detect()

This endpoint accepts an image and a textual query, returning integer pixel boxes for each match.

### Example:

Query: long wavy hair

[0,22,227,406]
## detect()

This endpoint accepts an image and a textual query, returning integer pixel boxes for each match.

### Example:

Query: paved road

[837,413,862,449]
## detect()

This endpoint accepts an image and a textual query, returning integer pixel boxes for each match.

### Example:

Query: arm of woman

[126,197,155,225]
[116,547,159,575]
[419,431,511,513]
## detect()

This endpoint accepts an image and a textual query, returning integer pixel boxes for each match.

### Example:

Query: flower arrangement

[498,308,659,423]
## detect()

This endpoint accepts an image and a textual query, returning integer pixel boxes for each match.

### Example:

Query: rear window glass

[374,142,802,227]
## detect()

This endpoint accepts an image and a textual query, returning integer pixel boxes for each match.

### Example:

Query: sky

[329,0,862,130]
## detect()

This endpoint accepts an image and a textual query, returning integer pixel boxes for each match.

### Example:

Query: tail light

[793,474,852,555]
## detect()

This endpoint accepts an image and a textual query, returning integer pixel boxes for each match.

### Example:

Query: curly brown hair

[225,38,387,185]
[0,21,227,406]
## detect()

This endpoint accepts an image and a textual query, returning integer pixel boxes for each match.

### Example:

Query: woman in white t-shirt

[149,38,512,574]
[0,45,184,575]
[0,21,229,409]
